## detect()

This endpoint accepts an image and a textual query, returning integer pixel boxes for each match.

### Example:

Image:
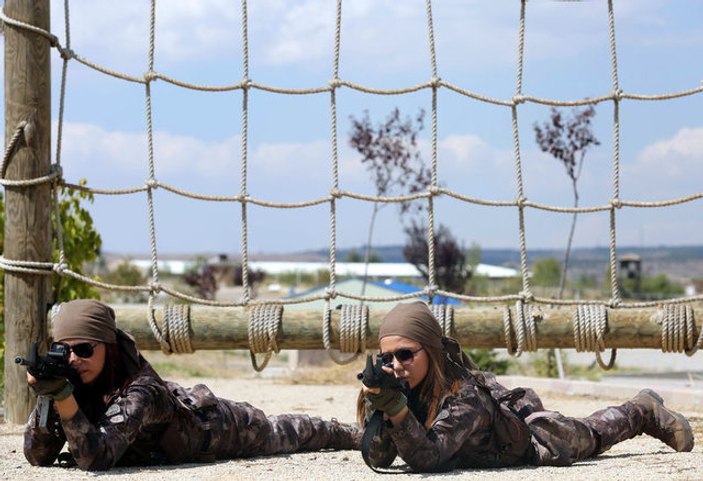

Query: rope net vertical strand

[0,1,702,366]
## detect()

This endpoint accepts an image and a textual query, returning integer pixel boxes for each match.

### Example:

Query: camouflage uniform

[24,362,359,471]
[364,371,680,472]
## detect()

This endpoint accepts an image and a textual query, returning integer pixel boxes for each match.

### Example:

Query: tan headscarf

[379,301,479,377]
[378,301,442,349]
[52,299,117,343]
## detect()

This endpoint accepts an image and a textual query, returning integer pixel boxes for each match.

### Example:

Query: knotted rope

[660,304,702,356]
[162,304,194,354]
[145,300,194,354]
[503,300,539,357]
[323,302,368,364]
[430,303,454,337]
[573,304,616,370]
[248,304,283,372]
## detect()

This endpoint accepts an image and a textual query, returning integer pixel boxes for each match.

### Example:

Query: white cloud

[439,134,501,169]
[637,127,703,172]
[59,122,242,182]
[625,126,703,198]
[250,141,330,180]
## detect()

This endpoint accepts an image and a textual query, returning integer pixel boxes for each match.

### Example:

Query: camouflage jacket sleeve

[59,383,173,471]
[386,385,494,472]
[23,399,66,466]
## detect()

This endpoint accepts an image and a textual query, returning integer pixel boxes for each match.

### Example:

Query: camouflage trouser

[202,399,359,460]
[525,399,646,466]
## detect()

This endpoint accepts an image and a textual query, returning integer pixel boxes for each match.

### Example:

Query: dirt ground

[1,367,702,481]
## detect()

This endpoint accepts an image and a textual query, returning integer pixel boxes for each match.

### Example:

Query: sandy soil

[1,373,702,481]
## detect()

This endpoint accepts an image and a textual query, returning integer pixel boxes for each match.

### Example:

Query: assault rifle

[357,354,410,474]
[16,341,75,430]
[357,353,407,391]
[15,341,74,380]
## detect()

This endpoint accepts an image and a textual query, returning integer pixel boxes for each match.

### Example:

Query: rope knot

[324,286,337,299]
[430,76,441,88]
[148,280,162,294]
[59,47,75,60]
[143,71,158,83]
[145,178,158,189]
[612,88,623,101]
[428,186,441,196]
[51,163,64,179]
[330,188,342,199]
[516,196,527,208]
[53,262,68,275]
[609,198,622,209]
[519,290,534,302]
[241,78,253,90]
[426,284,439,297]
[608,297,622,308]
[329,78,342,89]
[512,94,526,105]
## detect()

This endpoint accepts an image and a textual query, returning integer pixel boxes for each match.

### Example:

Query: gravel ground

[1,374,702,481]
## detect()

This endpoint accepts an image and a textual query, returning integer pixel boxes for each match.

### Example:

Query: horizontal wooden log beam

[96,304,703,353]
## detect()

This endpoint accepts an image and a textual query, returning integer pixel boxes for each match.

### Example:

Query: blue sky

[2,0,702,257]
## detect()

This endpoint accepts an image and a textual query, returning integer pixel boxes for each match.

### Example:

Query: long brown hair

[356,343,462,431]
[72,342,132,422]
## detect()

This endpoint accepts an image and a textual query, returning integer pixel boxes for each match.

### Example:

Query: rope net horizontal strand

[1,1,701,367]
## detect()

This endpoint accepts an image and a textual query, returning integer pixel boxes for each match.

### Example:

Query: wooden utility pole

[3,0,52,424]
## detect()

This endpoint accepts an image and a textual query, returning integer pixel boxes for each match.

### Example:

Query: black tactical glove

[30,376,73,401]
[366,389,407,417]
[359,354,408,417]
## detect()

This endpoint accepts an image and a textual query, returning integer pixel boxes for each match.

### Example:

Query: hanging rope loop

[162,304,194,354]
[503,300,539,357]
[430,303,454,337]
[573,304,616,370]
[323,302,368,365]
[248,304,283,372]
[660,304,701,357]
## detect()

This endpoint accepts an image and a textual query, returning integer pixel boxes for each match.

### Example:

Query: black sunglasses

[378,347,423,367]
[51,341,98,359]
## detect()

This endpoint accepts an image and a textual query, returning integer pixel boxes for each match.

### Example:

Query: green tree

[52,180,102,301]
[531,257,562,287]
[344,249,382,263]
[624,273,685,300]
[101,260,148,304]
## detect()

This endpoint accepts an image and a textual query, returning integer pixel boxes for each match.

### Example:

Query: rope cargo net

[1,0,702,370]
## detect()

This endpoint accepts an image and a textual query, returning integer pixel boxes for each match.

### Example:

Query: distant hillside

[294,245,703,282]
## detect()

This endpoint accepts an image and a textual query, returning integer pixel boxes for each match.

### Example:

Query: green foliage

[344,249,383,263]
[465,242,481,270]
[531,257,562,287]
[573,272,599,291]
[529,349,566,378]
[277,269,331,288]
[621,273,685,299]
[52,180,102,302]
[100,259,148,304]
[466,348,511,375]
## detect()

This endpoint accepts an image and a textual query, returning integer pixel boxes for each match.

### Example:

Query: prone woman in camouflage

[24,299,359,471]
[357,302,694,473]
